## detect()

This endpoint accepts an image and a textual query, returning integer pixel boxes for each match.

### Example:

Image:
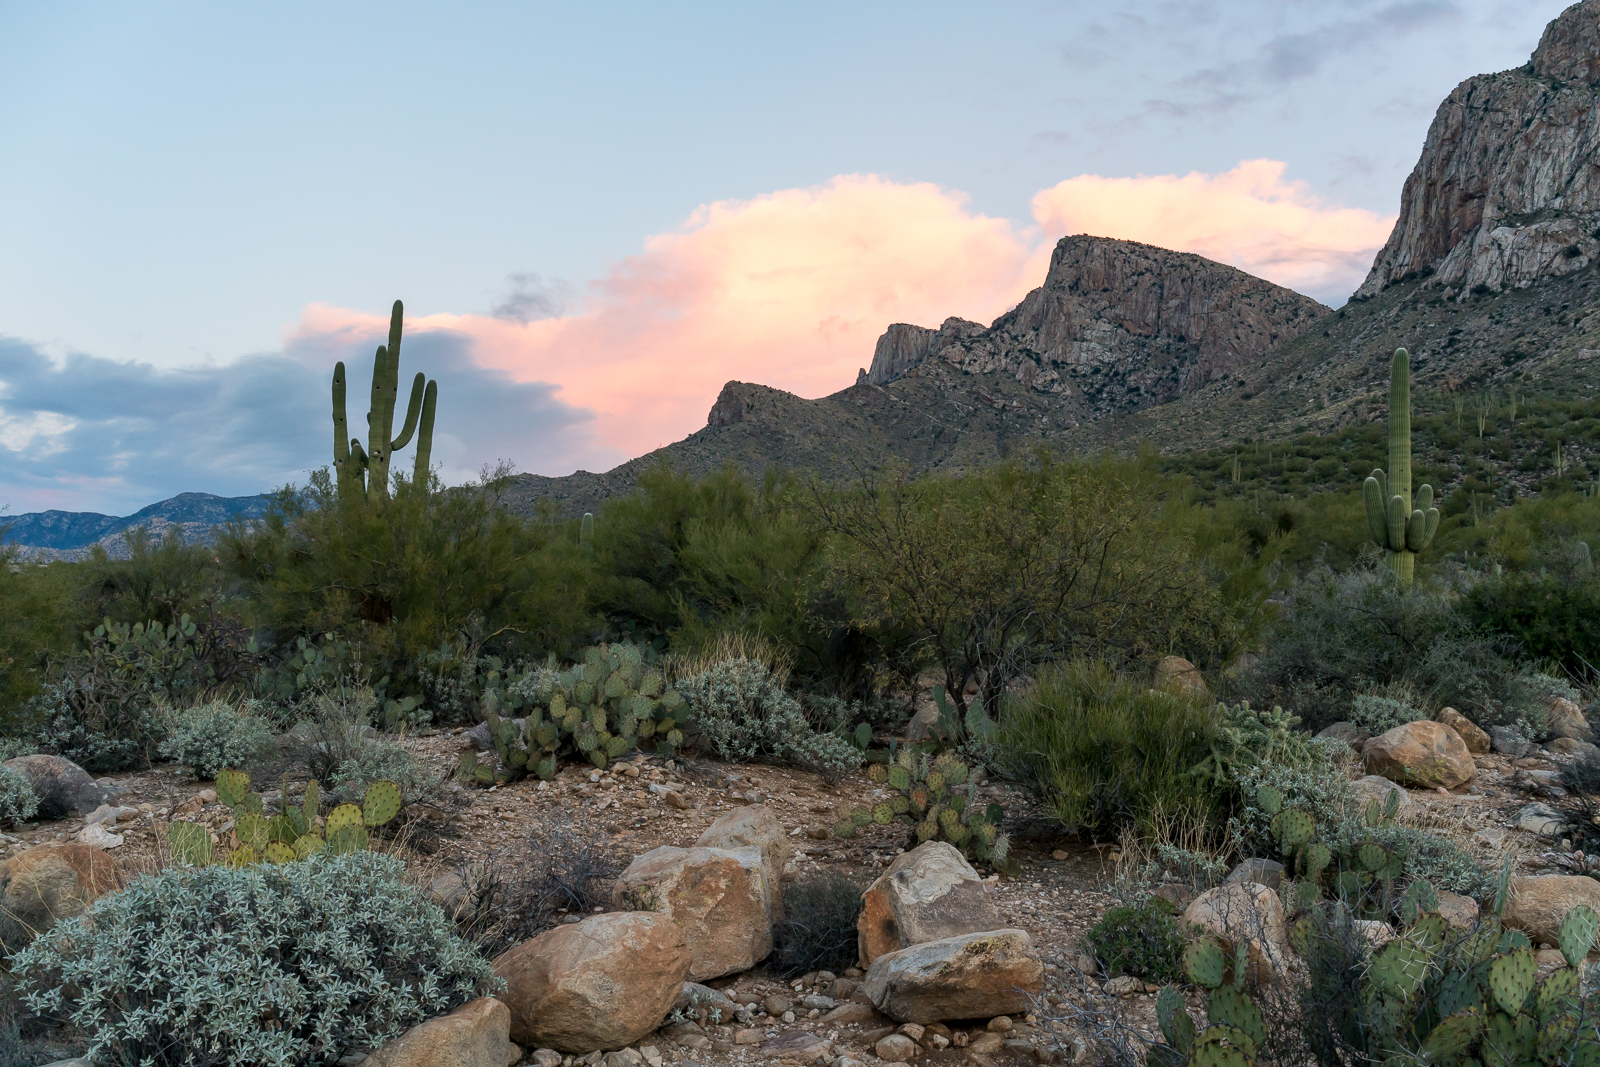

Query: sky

[0,0,1568,515]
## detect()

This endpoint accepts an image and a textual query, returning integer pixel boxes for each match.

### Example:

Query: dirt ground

[15,730,1590,1065]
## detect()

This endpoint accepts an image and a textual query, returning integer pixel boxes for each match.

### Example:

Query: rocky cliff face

[1358,0,1600,297]
[861,235,1327,420]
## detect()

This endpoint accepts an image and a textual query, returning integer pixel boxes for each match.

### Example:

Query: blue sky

[0,1,1566,515]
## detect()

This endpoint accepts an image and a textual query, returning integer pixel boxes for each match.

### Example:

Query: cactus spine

[1362,348,1439,583]
[330,300,439,501]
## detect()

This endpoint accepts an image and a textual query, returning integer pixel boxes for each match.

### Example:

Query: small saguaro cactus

[331,300,439,502]
[1362,348,1439,584]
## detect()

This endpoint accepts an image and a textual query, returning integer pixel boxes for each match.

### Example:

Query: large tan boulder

[857,841,1002,968]
[1362,720,1475,789]
[696,805,792,919]
[1546,698,1593,741]
[492,912,691,1053]
[1181,882,1291,987]
[1438,708,1491,754]
[610,845,771,979]
[0,843,119,952]
[366,998,521,1067]
[1156,656,1208,699]
[860,928,1044,1023]
[1503,876,1600,946]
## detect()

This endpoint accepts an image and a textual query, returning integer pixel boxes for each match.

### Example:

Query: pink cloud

[1030,159,1394,301]
[290,163,1392,477]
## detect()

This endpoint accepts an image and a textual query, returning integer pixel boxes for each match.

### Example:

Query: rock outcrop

[859,928,1044,1023]
[1362,721,1476,789]
[695,805,792,920]
[863,236,1327,419]
[1358,0,1600,298]
[365,998,522,1067]
[0,843,119,952]
[610,845,772,980]
[857,841,1003,967]
[1503,875,1600,946]
[1181,882,1292,987]
[4,756,106,819]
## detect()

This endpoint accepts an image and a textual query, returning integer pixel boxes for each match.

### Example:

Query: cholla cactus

[833,751,1008,867]
[167,768,399,866]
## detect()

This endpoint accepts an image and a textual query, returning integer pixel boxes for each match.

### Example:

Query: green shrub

[680,658,862,783]
[1230,753,1356,860]
[1346,692,1427,735]
[1325,822,1493,898]
[1461,567,1600,676]
[158,700,275,781]
[1083,899,1187,982]
[14,851,497,1067]
[0,767,37,827]
[330,739,446,807]
[998,659,1218,838]
[769,872,866,977]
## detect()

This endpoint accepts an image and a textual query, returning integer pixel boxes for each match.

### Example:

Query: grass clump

[770,872,866,978]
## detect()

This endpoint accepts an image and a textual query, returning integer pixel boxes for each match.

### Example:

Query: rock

[857,840,1002,967]
[3,755,106,819]
[967,1033,1006,1055]
[1536,948,1570,980]
[676,982,744,1026]
[492,912,692,1053]
[1438,708,1491,754]
[734,1030,762,1045]
[1362,721,1475,789]
[799,994,835,1011]
[821,1001,880,1024]
[860,928,1044,1024]
[1353,920,1395,948]
[875,1034,918,1063]
[1224,859,1285,892]
[1492,727,1535,758]
[1437,891,1480,930]
[1350,776,1417,822]
[1156,656,1207,699]
[75,822,124,849]
[830,977,859,1000]
[695,805,793,919]
[1181,882,1291,986]
[610,845,771,980]
[759,1033,830,1062]
[1316,722,1370,749]
[1547,698,1592,741]
[531,1052,562,1067]
[1545,737,1600,759]
[1503,876,1600,947]
[0,842,119,952]
[1473,826,1509,849]
[763,995,792,1017]
[1102,976,1141,996]
[365,997,521,1067]
[1516,802,1568,837]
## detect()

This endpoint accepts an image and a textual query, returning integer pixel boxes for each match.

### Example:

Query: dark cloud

[491,272,573,323]
[0,327,615,515]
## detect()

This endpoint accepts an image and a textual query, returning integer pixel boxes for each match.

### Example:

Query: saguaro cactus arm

[332,362,352,489]
[390,373,427,450]
[412,379,437,483]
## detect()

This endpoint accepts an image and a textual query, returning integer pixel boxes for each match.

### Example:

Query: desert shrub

[1323,822,1493,898]
[1082,899,1187,982]
[329,739,446,807]
[0,768,37,827]
[1461,566,1600,676]
[998,659,1218,838]
[289,682,379,788]
[17,683,156,773]
[769,871,866,978]
[679,658,862,782]
[1346,692,1427,735]
[158,700,275,780]
[13,851,496,1067]
[1230,753,1356,859]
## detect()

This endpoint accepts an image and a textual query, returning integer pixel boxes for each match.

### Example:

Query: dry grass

[665,629,793,687]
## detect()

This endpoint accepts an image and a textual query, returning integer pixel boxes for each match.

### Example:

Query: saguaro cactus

[330,300,438,501]
[1362,348,1439,583]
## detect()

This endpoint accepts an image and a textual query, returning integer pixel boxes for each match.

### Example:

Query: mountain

[1,492,271,555]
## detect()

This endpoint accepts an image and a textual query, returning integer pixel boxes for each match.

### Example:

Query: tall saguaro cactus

[1362,348,1439,583]
[331,300,438,501]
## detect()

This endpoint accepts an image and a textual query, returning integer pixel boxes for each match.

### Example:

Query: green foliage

[1347,692,1429,736]
[157,700,276,781]
[13,851,497,1067]
[168,766,400,867]
[1084,899,1188,983]
[769,872,866,978]
[1188,701,1326,788]
[1461,567,1600,676]
[998,659,1219,839]
[678,657,862,783]
[0,767,37,827]
[834,750,1009,867]
[330,738,446,807]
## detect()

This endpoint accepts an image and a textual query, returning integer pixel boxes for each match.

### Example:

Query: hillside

[0,492,270,556]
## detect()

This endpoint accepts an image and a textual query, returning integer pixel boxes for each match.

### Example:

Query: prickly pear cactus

[835,751,1009,868]
[166,821,212,866]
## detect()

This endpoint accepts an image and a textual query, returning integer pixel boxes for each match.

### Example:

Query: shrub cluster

[1083,899,1188,983]
[769,872,866,978]
[679,658,862,783]
[0,767,37,827]
[158,700,275,781]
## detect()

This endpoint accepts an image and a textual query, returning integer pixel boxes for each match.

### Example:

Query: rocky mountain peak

[1357,0,1600,298]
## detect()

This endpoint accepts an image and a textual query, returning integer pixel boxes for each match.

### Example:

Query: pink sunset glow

[291,164,1393,473]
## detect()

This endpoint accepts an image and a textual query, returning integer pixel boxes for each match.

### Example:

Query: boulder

[1181,882,1291,986]
[857,841,1002,967]
[1362,721,1475,789]
[492,912,692,1053]
[860,928,1044,1024]
[1437,891,1480,931]
[1503,876,1600,946]
[1546,698,1592,741]
[1492,727,1535,758]
[1224,859,1285,892]
[1516,802,1568,837]
[1438,708,1491,755]
[696,805,793,919]
[1350,776,1416,822]
[610,845,771,980]
[366,997,522,1067]
[1316,722,1370,749]
[1156,656,1208,699]
[0,843,119,952]
[1546,737,1600,759]
[3,755,105,819]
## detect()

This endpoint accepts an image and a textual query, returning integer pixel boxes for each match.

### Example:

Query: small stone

[665,792,691,810]
[899,1024,927,1041]
[875,1034,918,1063]
[735,1029,763,1045]
[927,1034,950,1050]
[1051,850,1068,861]
[533,1052,563,1067]
[1473,826,1509,849]
[988,1017,1014,1033]
[800,994,835,1011]
[765,996,792,1017]
[1516,802,1568,837]
[782,1010,795,1023]
[968,1033,1006,1055]
[1102,976,1140,996]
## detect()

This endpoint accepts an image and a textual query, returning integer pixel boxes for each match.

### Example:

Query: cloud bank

[3,162,1393,514]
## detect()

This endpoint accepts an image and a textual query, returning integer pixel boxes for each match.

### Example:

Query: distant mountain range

[1,492,271,557]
